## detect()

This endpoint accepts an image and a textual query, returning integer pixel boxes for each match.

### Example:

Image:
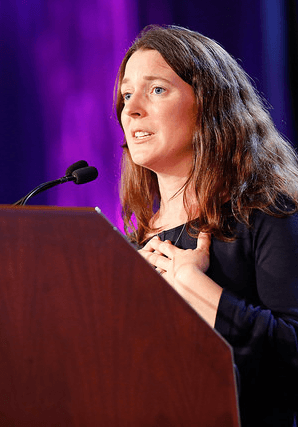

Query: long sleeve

[213,211,298,426]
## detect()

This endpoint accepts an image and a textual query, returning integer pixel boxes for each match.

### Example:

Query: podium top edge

[0,205,96,213]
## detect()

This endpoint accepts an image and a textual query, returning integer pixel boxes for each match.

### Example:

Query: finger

[153,236,163,255]
[149,251,172,270]
[139,236,162,258]
[142,238,177,259]
[155,267,166,275]
[141,235,161,252]
[196,232,211,252]
[141,248,172,272]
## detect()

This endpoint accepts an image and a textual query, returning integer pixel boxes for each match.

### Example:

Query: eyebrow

[121,75,173,87]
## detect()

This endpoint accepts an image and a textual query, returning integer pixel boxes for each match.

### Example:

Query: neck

[152,173,197,230]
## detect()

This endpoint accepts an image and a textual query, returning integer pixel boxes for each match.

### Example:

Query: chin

[131,155,156,170]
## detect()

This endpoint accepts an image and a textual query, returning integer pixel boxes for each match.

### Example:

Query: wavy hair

[115,25,298,244]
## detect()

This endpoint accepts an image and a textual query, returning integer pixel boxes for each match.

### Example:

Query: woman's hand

[138,233,211,285]
[138,233,222,328]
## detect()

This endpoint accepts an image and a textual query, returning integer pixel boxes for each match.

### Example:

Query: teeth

[135,131,151,138]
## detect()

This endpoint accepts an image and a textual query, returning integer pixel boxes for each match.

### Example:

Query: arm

[214,211,298,380]
[214,211,298,424]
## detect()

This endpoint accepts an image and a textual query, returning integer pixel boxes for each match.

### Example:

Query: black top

[152,207,298,427]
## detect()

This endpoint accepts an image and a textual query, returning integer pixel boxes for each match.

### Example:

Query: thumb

[196,232,211,252]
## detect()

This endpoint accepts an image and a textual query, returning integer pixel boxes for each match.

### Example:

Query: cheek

[120,112,128,134]
[120,110,125,126]
[164,96,197,125]
[171,106,197,147]
[157,105,183,130]
[168,106,197,135]
[182,103,198,135]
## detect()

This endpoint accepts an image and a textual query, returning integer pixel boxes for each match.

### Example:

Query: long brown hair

[115,25,298,244]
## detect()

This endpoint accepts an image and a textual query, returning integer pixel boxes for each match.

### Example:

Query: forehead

[121,49,177,84]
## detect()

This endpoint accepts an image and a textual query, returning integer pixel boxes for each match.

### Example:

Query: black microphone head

[72,166,98,184]
[65,160,89,177]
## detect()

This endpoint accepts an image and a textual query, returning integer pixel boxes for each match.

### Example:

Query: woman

[115,25,298,426]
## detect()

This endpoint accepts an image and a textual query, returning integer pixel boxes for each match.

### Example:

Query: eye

[122,93,132,102]
[153,87,166,95]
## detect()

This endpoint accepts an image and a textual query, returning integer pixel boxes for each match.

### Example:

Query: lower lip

[134,134,154,143]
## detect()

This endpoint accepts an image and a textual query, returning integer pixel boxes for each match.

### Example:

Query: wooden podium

[0,206,240,426]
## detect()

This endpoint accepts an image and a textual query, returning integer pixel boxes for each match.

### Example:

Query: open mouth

[134,131,153,139]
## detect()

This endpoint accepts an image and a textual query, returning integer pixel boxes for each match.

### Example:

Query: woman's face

[120,49,197,176]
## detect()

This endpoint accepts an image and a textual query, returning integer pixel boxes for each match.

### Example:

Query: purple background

[1,0,297,230]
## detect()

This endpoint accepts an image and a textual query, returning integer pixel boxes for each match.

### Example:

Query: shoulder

[251,204,298,241]
[215,202,298,276]
[226,195,298,241]
[247,207,298,292]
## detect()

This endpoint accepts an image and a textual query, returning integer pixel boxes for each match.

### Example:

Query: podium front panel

[0,206,240,426]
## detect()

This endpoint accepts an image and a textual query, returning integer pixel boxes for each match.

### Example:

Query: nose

[123,92,147,118]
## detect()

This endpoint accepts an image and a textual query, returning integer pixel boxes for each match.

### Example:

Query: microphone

[13,161,98,206]
[71,166,99,184]
[65,160,88,177]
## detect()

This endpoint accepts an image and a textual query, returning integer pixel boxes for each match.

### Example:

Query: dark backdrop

[0,0,297,228]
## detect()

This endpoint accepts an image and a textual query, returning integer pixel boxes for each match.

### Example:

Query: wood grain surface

[0,206,239,426]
